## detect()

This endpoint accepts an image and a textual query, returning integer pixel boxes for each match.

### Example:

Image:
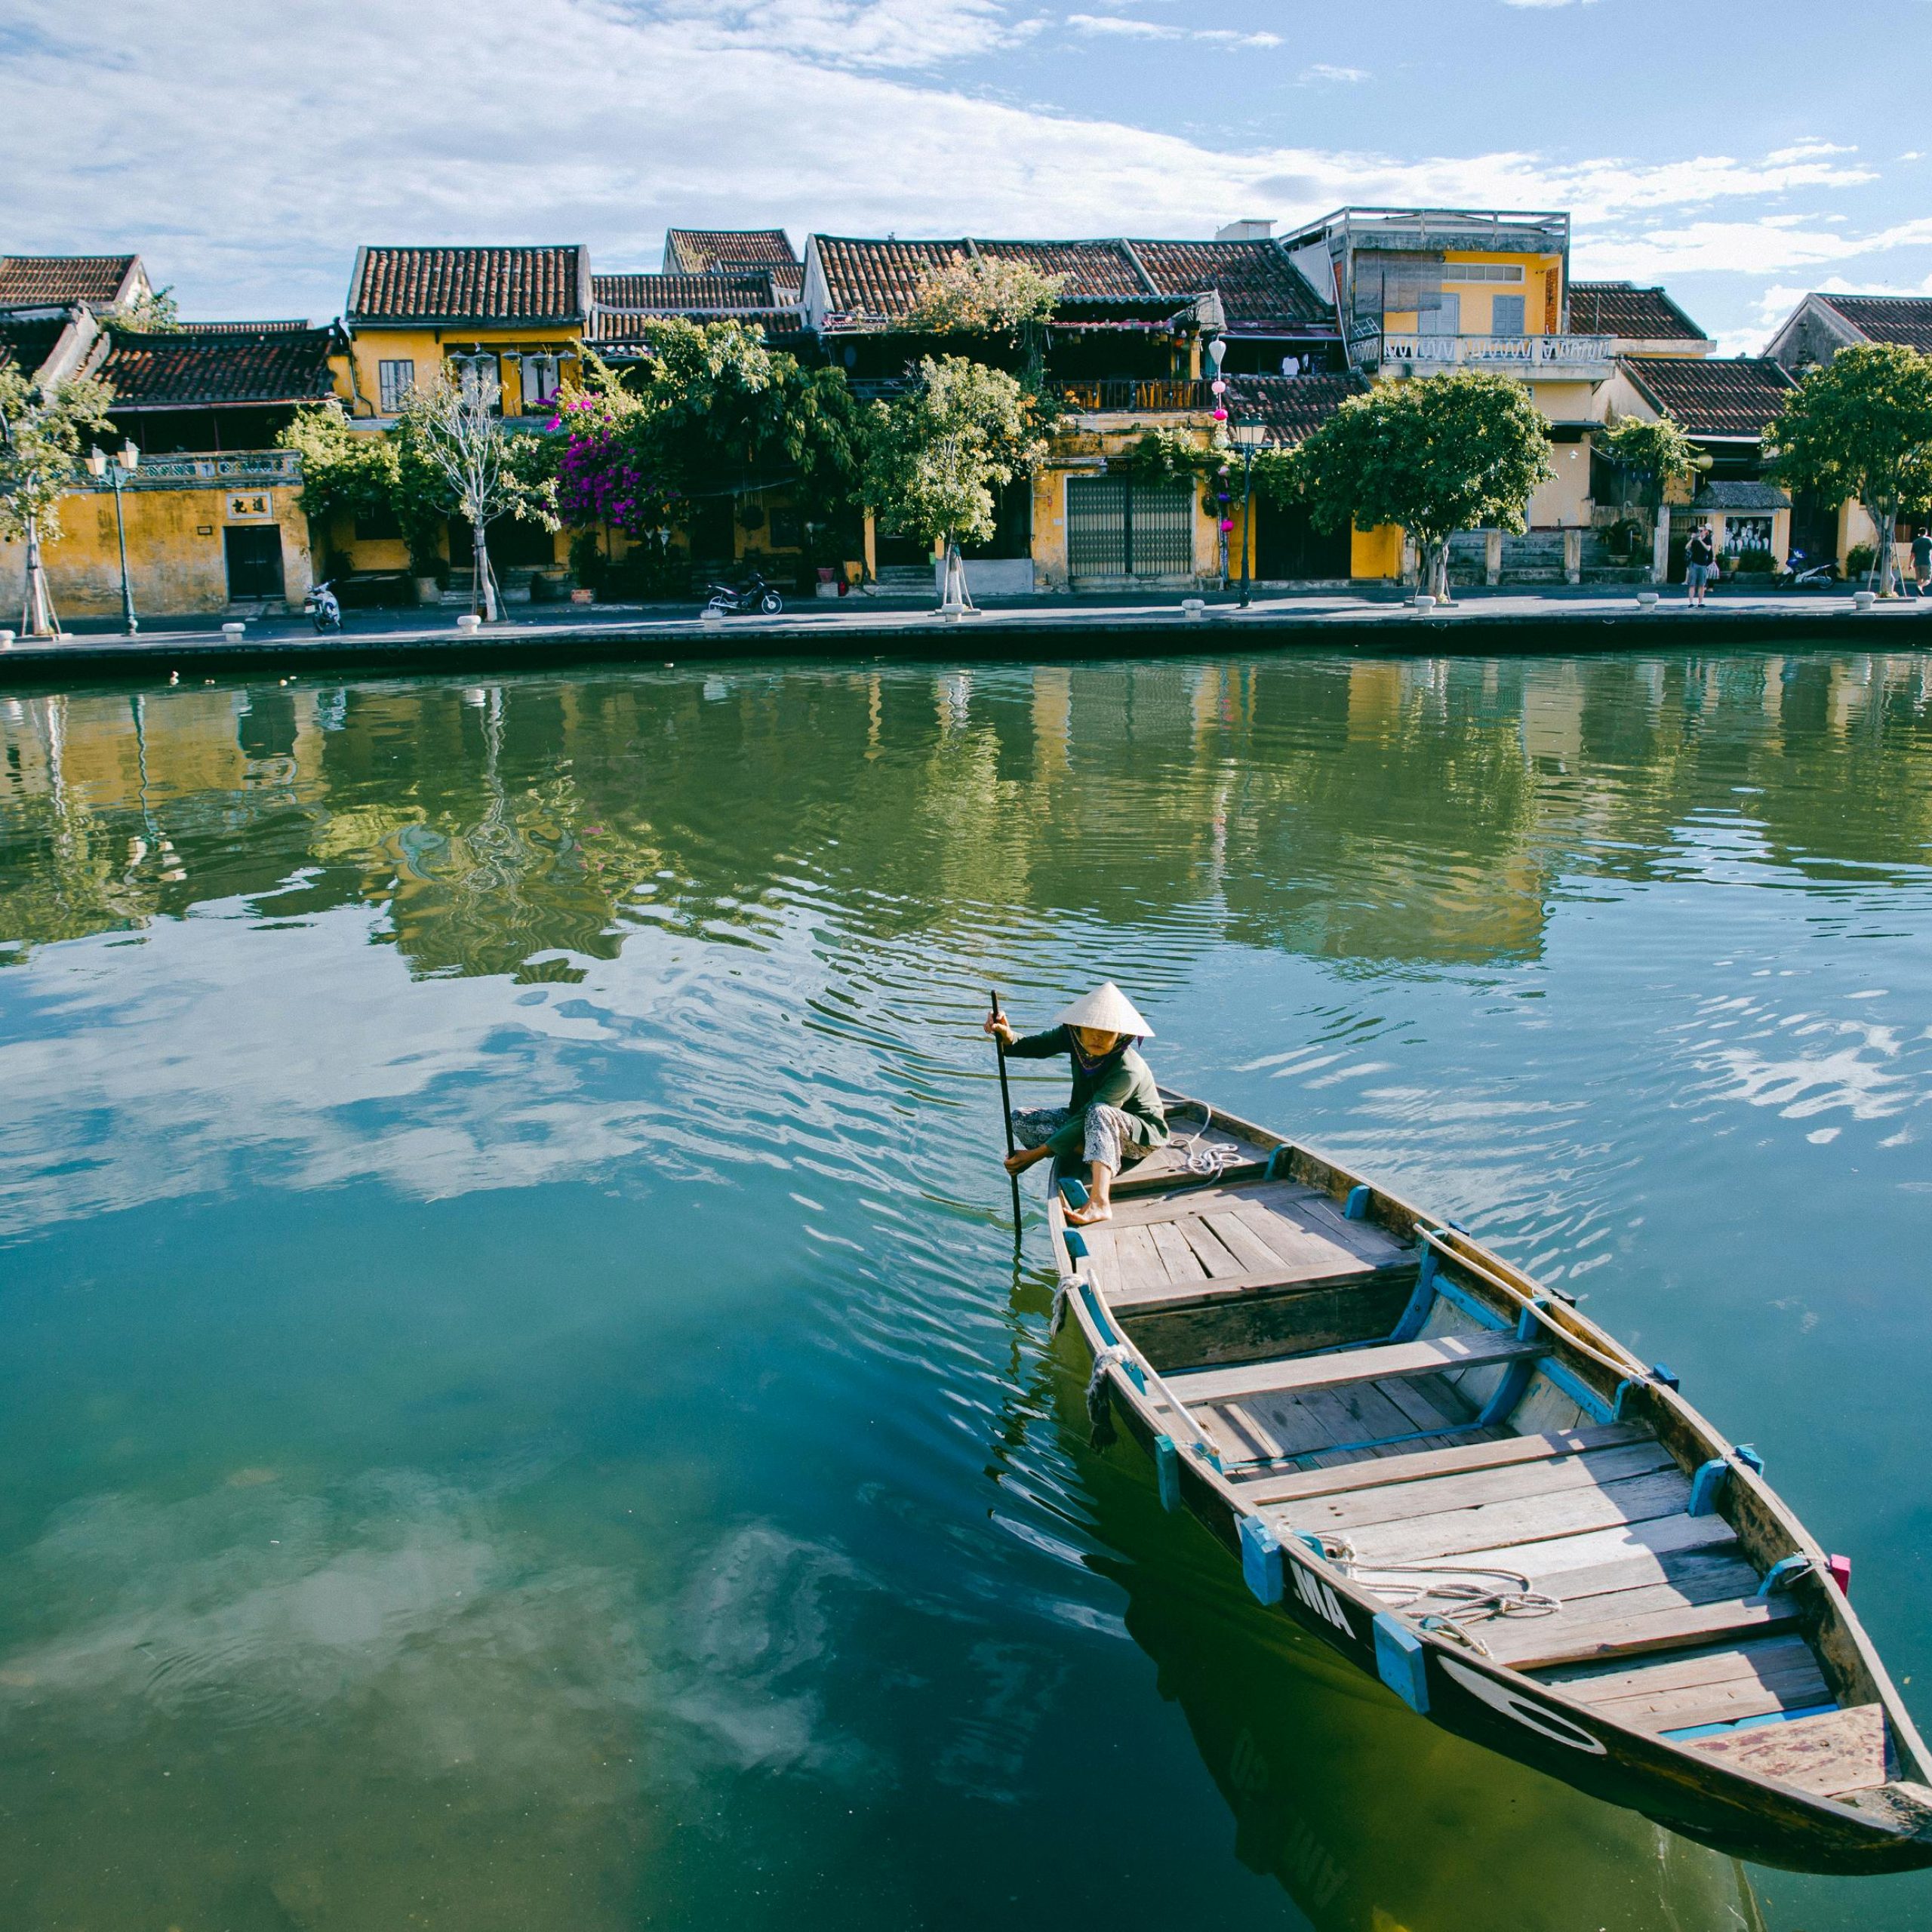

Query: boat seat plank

[1237,1425,1654,1503]
[1286,1442,1681,1534]
[1487,1596,1801,1672]
[1683,1704,1889,1798]
[1145,1219,1208,1284]
[1468,1561,1767,1657]
[1171,1331,1543,1407]
[1539,1635,1835,1733]
[1432,1511,1740,1589]
[1176,1216,1247,1279]
[1102,1180,1325,1229]
[1331,1469,1694,1567]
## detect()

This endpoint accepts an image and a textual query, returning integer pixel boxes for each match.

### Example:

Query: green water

[1,651,1928,1932]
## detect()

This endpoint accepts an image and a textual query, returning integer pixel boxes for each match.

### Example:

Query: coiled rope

[1302,1534,1562,1657]
[1166,1096,1246,1179]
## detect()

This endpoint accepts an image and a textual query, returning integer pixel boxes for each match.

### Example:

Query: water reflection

[2,651,1930,1932]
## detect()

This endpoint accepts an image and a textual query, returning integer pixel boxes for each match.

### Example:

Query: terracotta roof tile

[0,315,69,378]
[663,229,799,275]
[589,308,802,346]
[0,254,138,308]
[96,326,342,409]
[1129,240,1331,330]
[348,246,588,325]
[973,240,1151,300]
[813,237,973,321]
[1567,281,1707,342]
[1820,295,1932,353]
[1620,355,1795,438]
[592,272,783,311]
[1223,372,1365,444]
[178,317,312,332]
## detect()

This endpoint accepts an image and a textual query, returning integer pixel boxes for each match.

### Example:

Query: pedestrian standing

[1685,524,1715,607]
[1911,527,1930,598]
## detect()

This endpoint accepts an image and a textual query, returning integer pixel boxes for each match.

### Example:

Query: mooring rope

[1300,1533,1564,1655]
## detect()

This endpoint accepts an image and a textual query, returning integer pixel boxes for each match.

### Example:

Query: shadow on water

[1057,1357,1767,1932]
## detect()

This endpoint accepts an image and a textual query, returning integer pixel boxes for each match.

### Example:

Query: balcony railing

[81,450,304,489]
[1059,377,1213,414]
[1371,334,1616,375]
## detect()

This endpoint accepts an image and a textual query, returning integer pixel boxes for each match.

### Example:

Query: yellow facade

[338,327,583,423]
[8,478,314,620]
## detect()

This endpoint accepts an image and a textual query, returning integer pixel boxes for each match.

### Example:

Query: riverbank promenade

[4,586,1927,683]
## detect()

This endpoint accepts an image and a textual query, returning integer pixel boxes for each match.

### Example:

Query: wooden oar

[991,985,1021,1225]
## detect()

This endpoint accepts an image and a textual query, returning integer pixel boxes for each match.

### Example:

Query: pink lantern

[1220,518,1235,532]
[1211,379,1226,395]
[1212,408,1228,422]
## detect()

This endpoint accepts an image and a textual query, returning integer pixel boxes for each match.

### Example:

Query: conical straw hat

[1051,982,1153,1038]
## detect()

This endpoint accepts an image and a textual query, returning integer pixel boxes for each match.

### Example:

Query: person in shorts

[1912,527,1931,598]
[1684,525,1715,606]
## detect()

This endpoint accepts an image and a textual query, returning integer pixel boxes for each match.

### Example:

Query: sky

[6,0,1930,354]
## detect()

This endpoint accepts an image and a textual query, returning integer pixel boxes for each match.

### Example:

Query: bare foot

[1066,1201,1112,1226]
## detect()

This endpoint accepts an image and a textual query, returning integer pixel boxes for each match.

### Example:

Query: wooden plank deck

[1536,1635,1834,1734]
[1171,1331,1541,1407]
[1684,1704,1889,1798]
[1235,1424,1654,1504]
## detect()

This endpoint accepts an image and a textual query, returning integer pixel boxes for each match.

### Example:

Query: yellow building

[332,245,588,595]
[1277,208,1715,583]
[3,283,337,623]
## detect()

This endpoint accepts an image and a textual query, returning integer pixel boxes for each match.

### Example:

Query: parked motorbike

[702,572,783,617]
[1774,549,1838,592]
[305,580,343,632]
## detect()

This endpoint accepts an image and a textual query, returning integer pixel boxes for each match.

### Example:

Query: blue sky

[8,0,1930,352]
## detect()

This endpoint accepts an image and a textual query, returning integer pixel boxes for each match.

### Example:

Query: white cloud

[0,0,1922,327]
[1300,63,1370,82]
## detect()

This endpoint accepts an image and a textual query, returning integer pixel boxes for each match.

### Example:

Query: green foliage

[1121,426,1211,484]
[0,362,115,545]
[278,402,448,574]
[860,355,1051,555]
[1730,546,1775,574]
[903,255,1065,337]
[1846,543,1877,578]
[1599,414,1699,495]
[112,286,182,333]
[1250,443,1307,508]
[1295,369,1553,597]
[555,328,866,540]
[1767,343,1932,587]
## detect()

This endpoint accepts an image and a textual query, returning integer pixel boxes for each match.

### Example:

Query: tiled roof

[663,228,799,275]
[1820,295,1932,353]
[1620,355,1796,438]
[1130,240,1331,330]
[1567,281,1708,342]
[178,317,312,333]
[1223,372,1365,444]
[0,315,69,378]
[974,240,1152,301]
[348,246,589,325]
[0,254,139,308]
[589,307,803,345]
[96,325,341,408]
[1692,479,1791,511]
[812,233,1329,331]
[592,272,783,311]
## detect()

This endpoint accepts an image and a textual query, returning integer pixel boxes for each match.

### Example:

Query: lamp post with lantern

[85,440,140,634]
[1231,419,1267,608]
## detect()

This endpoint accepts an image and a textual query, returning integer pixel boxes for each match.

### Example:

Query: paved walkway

[5,586,1927,683]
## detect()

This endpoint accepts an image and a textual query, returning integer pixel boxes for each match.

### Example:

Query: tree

[1765,342,1932,595]
[1294,370,1553,601]
[1598,414,1699,504]
[396,367,557,620]
[111,286,182,334]
[0,362,115,637]
[904,255,1064,338]
[861,355,1051,608]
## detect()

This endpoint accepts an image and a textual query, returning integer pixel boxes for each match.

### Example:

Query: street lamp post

[1231,420,1267,608]
[85,441,140,634]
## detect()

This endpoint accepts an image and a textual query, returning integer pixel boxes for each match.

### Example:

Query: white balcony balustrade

[1370,334,1616,377]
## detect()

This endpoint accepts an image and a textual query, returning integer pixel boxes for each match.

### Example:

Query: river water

[1,650,1928,1932]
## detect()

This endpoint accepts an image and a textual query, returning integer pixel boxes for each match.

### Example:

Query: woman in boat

[984,983,1168,1225]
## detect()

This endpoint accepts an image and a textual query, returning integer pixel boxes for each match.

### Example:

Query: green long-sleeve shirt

[1006,1026,1169,1159]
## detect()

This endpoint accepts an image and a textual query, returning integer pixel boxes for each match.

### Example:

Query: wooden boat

[1047,1091,1932,1875]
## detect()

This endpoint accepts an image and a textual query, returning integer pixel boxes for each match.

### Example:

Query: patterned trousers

[1011,1103,1153,1174]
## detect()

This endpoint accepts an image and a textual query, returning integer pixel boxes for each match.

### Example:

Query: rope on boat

[1304,1534,1563,1652]
[1164,1094,1247,1180]
[1087,1344,1130,1447]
